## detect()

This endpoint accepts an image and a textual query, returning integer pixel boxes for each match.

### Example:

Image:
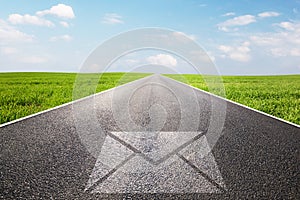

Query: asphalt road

[1,74,299,199]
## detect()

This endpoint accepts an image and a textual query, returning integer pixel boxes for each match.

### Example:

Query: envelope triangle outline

[85,131,226,193]
[110,131,201,163]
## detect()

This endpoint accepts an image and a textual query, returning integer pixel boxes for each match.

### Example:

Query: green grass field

[1,73,299,125]
[165,74,300,125]
[0,72,149,124]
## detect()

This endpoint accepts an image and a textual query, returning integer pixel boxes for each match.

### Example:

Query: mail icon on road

[85,131,226,193]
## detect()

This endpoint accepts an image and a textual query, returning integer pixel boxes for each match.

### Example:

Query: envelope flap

[111,131,201,163]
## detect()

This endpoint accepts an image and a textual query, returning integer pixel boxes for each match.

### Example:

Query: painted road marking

[85,132,226,193]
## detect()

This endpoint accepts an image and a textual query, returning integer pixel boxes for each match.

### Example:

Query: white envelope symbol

[85,131,226,193]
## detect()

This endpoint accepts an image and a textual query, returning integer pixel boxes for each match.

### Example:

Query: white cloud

[218,41,251,62]
[172,31,197,41]
[278,21,295,31]
[258,11,280,18]
[59,21,69,28]
[102,13,123,24]
[218,15,256,31]
[218,45,232,53]
[269,48,300,57]
[50,34,73,42]
[36,4,75,19]
[0,19,34,43]
[207,51,216,62]
[270,48,287,56]
[218,11,280,32]
[270,48,300,57]
[7,4,74,28]
[8,14,54,27]
[290,48,300,56]
[222,12,235,17]
[250,35,281,45]
[21,56,47,64]
[1,47,17,55]
[250,21,300,57]
[146,54,177,67]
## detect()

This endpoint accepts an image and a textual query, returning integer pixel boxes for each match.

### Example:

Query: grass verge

[165,74,300,125]
[0,72,150,124]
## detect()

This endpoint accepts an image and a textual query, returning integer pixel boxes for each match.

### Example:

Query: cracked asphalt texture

[1,74,299,199]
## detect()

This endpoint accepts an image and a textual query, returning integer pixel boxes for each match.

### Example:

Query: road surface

[1,74,299,199]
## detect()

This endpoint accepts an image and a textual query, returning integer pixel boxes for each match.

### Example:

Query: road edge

[0,74,153,128]
[162,75,300,128]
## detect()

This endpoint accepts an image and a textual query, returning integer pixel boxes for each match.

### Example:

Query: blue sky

[0,0,300,74]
